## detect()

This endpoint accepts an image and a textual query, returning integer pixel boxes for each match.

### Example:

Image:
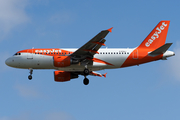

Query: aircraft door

[27,49,33,59]
[133,49,138,59]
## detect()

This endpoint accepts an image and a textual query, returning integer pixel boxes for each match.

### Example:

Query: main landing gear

[83,68,90,85]
[83,77,89,85]
[28,68,33,80]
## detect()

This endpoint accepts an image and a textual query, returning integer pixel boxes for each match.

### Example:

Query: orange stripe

[121,48,163,68]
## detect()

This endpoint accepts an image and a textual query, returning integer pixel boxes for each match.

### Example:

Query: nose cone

[5,58,11,66]
[5,57,15,67]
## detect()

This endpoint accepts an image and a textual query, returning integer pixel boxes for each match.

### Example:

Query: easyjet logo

[145,22,167,47]
[35,49,62,53]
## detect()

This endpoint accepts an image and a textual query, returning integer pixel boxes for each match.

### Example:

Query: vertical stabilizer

[138,21,170,50]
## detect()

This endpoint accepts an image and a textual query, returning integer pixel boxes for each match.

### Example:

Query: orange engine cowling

[54,56,71,67]
[54,71,78,82]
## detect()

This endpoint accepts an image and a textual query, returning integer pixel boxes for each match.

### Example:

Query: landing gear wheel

[84,68,89,75]
[28,75,32,80]
[83,78,89,85]
[28,68,33,80]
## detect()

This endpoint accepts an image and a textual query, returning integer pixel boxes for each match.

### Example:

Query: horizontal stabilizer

[148,43,173,57]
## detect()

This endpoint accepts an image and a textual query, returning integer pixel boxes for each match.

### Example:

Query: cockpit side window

[14,53,18,56]
[13,53,21,56]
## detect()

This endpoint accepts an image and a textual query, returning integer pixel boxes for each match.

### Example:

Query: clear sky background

[0,0,180,120]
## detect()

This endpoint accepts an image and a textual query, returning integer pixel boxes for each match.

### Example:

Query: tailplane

[138,21,170,50]
[148,43,172,57]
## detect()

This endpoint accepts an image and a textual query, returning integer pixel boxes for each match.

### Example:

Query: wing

[89,71,107,77]
[70,27,113,63]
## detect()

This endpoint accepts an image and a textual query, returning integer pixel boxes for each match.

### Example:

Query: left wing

[89,71,107,77]
[70,27,113,63]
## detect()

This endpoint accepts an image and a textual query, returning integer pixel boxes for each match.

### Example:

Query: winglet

[107,27,113,32]
[103,73,107,78]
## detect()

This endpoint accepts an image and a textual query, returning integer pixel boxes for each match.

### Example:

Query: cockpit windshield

[13,53,21,56]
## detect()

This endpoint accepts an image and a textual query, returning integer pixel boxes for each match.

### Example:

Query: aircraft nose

[5,57,14,67]
[5,58,11,66]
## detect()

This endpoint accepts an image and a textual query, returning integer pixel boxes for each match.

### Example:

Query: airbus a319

[5,21,175,85]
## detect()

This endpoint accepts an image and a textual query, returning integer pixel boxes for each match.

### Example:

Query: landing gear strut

[83,67,90,85]
[28,68,33,80]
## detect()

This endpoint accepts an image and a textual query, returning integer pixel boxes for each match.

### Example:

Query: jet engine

[54,71,78,82]
[53,56,79,67]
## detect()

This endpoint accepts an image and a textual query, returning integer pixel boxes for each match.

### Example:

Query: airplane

[5,21,175,85]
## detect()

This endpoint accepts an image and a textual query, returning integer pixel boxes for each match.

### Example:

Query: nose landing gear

[28,68,33,80]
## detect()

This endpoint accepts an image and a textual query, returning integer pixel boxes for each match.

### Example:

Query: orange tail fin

[138,21,170,50]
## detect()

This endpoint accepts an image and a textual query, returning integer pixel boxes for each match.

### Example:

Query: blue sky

[0,0,180,120]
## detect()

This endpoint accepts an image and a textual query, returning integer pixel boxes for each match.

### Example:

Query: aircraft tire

[83,78,89,85]
[28,75,32,80]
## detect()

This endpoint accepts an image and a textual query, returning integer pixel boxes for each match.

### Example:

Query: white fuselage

[5,48,134,71]
[5,48,174,72]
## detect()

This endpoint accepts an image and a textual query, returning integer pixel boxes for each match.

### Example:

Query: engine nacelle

[54,71,78,82]
[53,56,79,67]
